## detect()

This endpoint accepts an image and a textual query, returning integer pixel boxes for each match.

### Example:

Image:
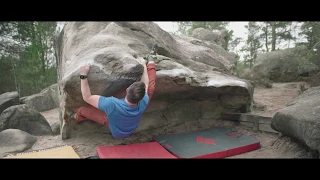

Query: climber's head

[125,81,146,104]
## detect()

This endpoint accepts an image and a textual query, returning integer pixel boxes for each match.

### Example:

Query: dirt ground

[251,82,302,117]
[31,82,317,158]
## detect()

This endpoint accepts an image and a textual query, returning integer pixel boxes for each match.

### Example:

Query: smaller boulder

[191,28,227,48]
[271,86,320,152]
[0,129,37,157]
[252,46,318,82]
[0,92,19,115]
[0,104,53,136]
[24,83,59,112]
[19,96,27,104]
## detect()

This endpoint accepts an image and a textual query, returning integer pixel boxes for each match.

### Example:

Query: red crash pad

[96,142,177,158]
[153,127,260,158]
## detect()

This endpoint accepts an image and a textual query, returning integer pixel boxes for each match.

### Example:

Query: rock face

[55,22,253,139]
[0,129,37,157]
[0,104,53,136]
[307,71,320,87]
[0,92,19,115]
[251,46,318,82]
[271,87,320,153]
[51,121,60,135]
[23,84,59,112]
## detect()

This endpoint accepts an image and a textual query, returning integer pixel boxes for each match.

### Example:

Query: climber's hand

[79,63,90,75]
[137,57,147,66]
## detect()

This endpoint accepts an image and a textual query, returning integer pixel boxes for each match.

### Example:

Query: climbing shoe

[65,108,76,119]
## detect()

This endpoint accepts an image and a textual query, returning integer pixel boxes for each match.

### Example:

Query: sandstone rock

[51,121,60,135]
[191,28,227,48]
[251,46,318,82]
[54,22,253,139]
[271,87,320,153]
[0,104,53,136]
[24,83,59,112]
[0,92,19,115]
[307,71,320,87]
[0,129,37,158]
[19,96,27,104]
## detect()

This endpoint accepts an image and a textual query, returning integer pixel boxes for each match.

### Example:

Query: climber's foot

[65,108,76,119]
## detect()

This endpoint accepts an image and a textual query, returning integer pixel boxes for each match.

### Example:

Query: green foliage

[299,22,320,48]
[229,36,242,52]
[240,22,263,69]
[235,60,246,76]
[298,21,320,67]
[0,55,18,93]
[0,21,57,96]
[237,22,300,76]
[260,21,295,52]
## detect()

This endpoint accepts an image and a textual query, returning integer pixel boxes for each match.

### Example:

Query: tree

[0,22,26,94]
[259,22,270,52]
[258,21,295,52]
[241,22,263,68]
[0,21,57,96]
[298,21,320,49]
[228,37,242,52]
[298,21,320,66]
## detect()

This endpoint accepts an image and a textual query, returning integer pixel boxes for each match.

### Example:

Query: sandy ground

[251,84,300,117]
[28,82,317,158]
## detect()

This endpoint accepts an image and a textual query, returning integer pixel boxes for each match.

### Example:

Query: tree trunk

[265,24,269,52]
[288,24,292,48]
[249,40,253,69]
[9,57,18,95]
[39,31,46,75]
[310,23,315,49]
[271,22,276,51]
[31,22,38,93]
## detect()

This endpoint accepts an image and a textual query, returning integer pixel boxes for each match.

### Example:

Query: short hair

[126,81,146,104]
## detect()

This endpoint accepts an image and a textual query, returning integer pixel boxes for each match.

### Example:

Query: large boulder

[23,84,59,112]
[0,129,37,158]
[54,22,253,139]
[251,46,319,82]
[0,92,19,115]
[271,87,320,153]
[0,104,53,136]
[191,28,227,49]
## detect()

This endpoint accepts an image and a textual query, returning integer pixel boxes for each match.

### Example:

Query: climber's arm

[80,78,100,109]
[140,61,149,92]
[79,64,100,109]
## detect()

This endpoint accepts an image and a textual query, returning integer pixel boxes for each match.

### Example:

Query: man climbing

[66,44,159,139]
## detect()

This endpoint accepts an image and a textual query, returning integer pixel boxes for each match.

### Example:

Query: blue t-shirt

[98,92,149,139]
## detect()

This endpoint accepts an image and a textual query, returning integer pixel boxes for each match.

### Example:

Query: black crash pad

[153,127,260,158]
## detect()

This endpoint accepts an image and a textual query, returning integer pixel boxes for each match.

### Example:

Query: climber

[65,44,159,139]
